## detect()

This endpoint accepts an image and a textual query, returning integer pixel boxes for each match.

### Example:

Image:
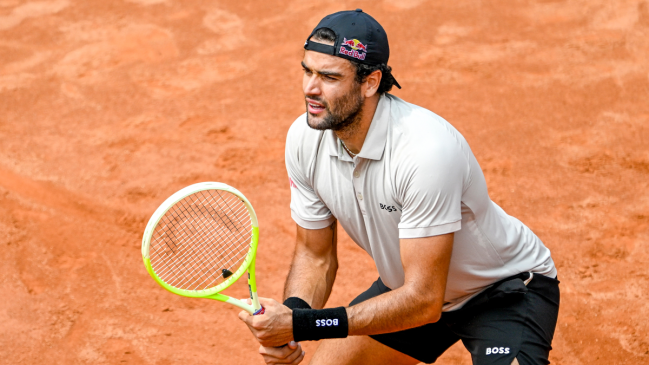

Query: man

[239,9,559,365]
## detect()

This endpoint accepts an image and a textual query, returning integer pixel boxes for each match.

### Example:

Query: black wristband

[283,297,312,310]
[292,307,349,342]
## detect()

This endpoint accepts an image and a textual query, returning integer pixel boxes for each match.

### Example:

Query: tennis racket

[141,182,264,315]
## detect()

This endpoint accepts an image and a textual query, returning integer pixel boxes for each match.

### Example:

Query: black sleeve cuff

[283,297,312,310]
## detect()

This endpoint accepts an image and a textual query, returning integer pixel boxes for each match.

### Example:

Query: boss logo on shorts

[486,347,510,355]
[315,319,339,327]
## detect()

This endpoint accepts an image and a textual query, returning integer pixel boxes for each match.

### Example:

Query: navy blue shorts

[349,273,560,365]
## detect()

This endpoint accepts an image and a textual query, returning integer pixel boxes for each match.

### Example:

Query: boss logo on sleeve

[486,347,510,355]
[315,319,339,327]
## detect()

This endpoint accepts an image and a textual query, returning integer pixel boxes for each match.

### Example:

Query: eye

[303,68,312,76]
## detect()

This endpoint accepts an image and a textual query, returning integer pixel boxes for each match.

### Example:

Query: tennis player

[239,9,560,365]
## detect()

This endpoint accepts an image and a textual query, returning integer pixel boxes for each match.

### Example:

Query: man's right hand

[259,341,305,365]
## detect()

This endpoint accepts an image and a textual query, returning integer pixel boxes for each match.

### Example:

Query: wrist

[292,307,349,342]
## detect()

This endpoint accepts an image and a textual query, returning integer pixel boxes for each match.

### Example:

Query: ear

[363,70,382,98]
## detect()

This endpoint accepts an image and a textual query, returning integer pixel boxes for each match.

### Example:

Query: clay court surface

[1,0,648,363]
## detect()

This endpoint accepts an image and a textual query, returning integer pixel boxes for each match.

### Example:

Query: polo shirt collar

[326,93,390,161]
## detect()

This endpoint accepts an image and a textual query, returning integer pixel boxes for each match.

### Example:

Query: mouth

[306,99,326,114]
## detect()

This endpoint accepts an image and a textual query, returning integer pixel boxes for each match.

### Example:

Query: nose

[303,73,321,97]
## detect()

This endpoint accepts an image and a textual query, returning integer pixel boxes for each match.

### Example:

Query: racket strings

[153,193,250,289]
[164,195,246,262]
[161,192,250,278]
[149,189,253,291]
[165,195,250,289]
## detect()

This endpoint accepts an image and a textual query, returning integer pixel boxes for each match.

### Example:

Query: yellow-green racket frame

[141,182,262,315]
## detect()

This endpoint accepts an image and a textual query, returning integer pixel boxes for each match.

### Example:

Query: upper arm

[285,122,335,229]
[394,131,466,317]
[295,221,338,259]
[397,136,467,239]
[400,233,454,320]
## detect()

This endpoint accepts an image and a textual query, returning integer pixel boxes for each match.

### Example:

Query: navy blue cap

[304,9,400,89]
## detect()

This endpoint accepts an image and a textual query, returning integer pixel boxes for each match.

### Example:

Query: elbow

[326,258,338,282]
[406,286,443,324]
[322,247,338,275]
[330,258,339,273]
[417,301,442,324]
[425,307,442,323]
[308,253,338,281]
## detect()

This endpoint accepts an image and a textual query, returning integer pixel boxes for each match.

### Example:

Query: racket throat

[212,294,256,314]
[247,271,262,314]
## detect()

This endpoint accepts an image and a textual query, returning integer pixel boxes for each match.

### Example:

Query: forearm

[345,234,453,336]
[283,250,337,309]
[283,221,338,309]
[346,284,442,336]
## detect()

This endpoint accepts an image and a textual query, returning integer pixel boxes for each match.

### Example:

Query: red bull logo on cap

[340,37,367,60]
[342,38,367,51]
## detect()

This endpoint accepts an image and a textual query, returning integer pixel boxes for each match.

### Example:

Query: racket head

[141,182,259,298]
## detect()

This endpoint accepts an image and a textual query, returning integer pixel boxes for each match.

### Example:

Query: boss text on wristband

[292,307,349,342]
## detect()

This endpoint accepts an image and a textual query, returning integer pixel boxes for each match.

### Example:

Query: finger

[259,344,293,358]
[257,297,276,306]
[239,312,257,328]
[259,341,302,362]
[260,345,303,365]
[289,350,305,365]
[282,344,303,363]
[238,310,249,322]
[260,342,295,355]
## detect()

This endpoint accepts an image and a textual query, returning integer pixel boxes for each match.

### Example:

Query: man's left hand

[238,297,294,347]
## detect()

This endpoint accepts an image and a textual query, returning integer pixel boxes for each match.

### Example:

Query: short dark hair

[311,28,396,94]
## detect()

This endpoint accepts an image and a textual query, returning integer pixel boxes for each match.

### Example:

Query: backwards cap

[304,9,401,89]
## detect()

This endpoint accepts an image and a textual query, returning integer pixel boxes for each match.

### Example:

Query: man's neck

[334,94,381,155]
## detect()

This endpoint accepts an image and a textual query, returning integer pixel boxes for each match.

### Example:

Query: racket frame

[141,182,262,315]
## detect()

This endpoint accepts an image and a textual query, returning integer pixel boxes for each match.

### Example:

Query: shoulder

[286,113,322,149]
[387,95,470,167]
[285,113,326,169]
[287,113,310,141]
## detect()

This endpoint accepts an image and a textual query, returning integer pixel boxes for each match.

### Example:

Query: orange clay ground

[1,0,648,364]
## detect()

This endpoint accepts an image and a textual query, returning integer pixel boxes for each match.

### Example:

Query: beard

[305,84,364,132]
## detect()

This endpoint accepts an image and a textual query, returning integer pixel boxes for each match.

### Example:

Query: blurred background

[0,0,648,363]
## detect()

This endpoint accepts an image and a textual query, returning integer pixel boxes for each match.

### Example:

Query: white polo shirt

[286,93,556,311]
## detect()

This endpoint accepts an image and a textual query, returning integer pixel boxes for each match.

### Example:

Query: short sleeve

[396,137,467,239]
[285,120,336,230]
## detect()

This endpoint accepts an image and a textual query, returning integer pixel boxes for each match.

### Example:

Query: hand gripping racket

[141,182,264,315]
